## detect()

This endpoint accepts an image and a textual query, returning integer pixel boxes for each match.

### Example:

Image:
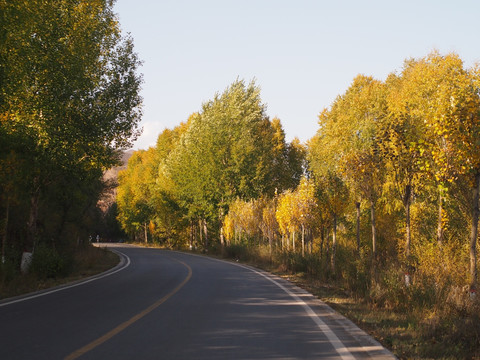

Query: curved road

[0,244,396,359]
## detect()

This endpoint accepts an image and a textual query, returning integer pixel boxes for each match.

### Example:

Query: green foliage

[11,11,480,355]
[338,247,371,297]
[114,50,480,357]
[117,79,304,251]
[117,125,188,243]
[166,79,284,221]
[0,0,142,272]
[207,52,480,357]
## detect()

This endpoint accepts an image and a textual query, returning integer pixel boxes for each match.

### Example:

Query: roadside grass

[214,244,480,360]
[278,271,480,360]
[0,244,119,300]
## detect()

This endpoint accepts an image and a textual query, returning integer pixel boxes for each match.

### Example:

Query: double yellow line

[65,260,192,360]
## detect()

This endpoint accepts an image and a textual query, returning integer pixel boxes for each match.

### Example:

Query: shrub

[0,259,18,285]
[30,244,71,279]
[224,243,251,261]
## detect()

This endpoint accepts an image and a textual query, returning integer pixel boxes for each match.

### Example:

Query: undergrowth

[217,243,480,359]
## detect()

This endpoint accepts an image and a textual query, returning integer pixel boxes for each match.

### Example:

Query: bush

[224,243,251,261]
[0,259,19,285]
[30,244,71,279]
[342,259,371,298]
[274,251,329,279]
[370,266,409,310]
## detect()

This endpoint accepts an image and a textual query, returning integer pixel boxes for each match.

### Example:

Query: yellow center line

[64,259,193,360]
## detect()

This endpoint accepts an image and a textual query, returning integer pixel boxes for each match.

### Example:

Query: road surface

[0,244,396,359]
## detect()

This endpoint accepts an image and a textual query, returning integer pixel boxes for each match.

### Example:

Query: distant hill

[103,149,134,183]
[97,149,134,214]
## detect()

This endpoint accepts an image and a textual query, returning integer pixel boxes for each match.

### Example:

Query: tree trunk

[2,199,9,264]
[219,208,225,248]
[292,231,295,252]
[469,173,480,292]
[404,184,412,259]
[220,226,224,247]
[370,198,378,283]
[437,190,444,246]
[27,187,41,251]
[331,215,337,275]
[268,230,273,257]
[55,202,71,243]
[309,229,313,254]
[144,222,148,243]
[320,227,325,260]
[301,224,305,257]
[371,199,377,260]
[356,201,361,256]
[325,228,330,261]
[190,220,194,250]
[203,219,208,250]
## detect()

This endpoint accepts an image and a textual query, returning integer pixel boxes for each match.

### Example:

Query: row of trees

[117,79,306,248]
[223,177,319,256]
[309,52,480,291]
[0,0,142,275]
[118,52,480,297]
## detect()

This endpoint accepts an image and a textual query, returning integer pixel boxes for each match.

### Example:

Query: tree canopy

[117,78,305,246]
[0,0,142,271]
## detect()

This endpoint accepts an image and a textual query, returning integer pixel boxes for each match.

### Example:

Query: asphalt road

[0,244,396,360]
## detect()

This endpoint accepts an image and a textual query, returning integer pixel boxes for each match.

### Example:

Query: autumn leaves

[311,51,480,289]
[118,51,480,293]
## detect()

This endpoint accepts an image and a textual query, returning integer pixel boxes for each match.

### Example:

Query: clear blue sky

[113,0,480,149]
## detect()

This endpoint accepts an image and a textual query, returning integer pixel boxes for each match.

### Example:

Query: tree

[165,79,283,246]
[0,0,142,253]
[295,177,319,256]
[395,52,480,290]
[223,198,263,245]
[270,118,306,191]
[116,124,189,244]
[276,189,297,252]
[381,70,427,262]
[117,150,152,241]
[261,197,279,255]
[286,137,308,188]
[308,116,350,274]
[329,75,387,265]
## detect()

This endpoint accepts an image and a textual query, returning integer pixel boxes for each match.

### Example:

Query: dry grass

[215,245,480,360]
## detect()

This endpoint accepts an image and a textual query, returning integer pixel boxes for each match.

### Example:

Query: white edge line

[172,250,355,360]
[234,263,356,360]
[0,248,130,308]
